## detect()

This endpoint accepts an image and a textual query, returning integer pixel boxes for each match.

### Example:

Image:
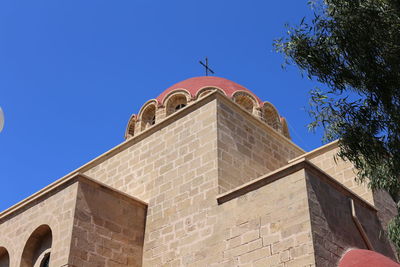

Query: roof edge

[0,92,220,219]
[217,158,376,212]
[1,90,304,220]
[0,173,147,222]
[288,140,339,163]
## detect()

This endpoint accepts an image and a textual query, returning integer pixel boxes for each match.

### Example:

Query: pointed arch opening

[262,103,281,131]
[140,104,156,131]
[0,247,10,267]
[165,93,189,116]
[232,92,257,114]
[21,225,52,267]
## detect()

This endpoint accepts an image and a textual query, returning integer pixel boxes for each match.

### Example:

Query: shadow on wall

[68,182,146,267]
[306,171,396,263]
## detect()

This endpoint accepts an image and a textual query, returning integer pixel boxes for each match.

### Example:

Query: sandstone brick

[239,246,271,264]
[2,92,396,267]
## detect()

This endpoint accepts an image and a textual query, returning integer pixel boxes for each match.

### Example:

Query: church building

[0,76,398,266]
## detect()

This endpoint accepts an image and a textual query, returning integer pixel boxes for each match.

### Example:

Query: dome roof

[156,76,263,105]
[339,249,399,267]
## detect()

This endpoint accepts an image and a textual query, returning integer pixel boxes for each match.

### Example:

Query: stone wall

[137,168,316,266]
[68,179,147,267]
[83,95,308,266]
[84,98,220,266]
[216,169,315,267]
[302,144,373,204]
[3,92,396,266]
[305,169,397,266]
[0,180,78,267]
[85,98,218,204]
[217,98,304,193]
[0,176,146,267]
[303,143,398,262]
[373,190,398,231]
[372,189,399,259]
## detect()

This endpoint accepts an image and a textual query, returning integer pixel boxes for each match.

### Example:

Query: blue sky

[0,0,322,211]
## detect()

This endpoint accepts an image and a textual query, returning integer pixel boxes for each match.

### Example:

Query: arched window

[198,90,213,98]
[21,225,52,267]
[196,87,226,99]
[141,104,156,131]
[125,114,136,139]
[175,103,186,111]
[232,92,256,114]
[281,118,291,139]
[166,93,188,116]
[0,247,9,267]
[262,103,281,131]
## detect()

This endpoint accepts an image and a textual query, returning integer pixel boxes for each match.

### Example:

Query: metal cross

[199,57,215,76]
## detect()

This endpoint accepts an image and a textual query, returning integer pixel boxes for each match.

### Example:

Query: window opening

[40,253,50,267]
[175,104,186,111]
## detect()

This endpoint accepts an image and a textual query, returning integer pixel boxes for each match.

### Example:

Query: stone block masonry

[1,87,398,267]
[68,178,147,267]
[0,175,146,267]
[83,94,307,266]
[0,179,78,266]
[217,96,304,193]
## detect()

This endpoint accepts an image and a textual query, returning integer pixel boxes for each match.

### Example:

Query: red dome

[156,76,263,105]
[339,249,400,267]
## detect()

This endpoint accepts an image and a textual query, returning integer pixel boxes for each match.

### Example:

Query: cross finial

[199,57,215,76]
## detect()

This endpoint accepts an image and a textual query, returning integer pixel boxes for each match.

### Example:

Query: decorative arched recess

[232,91,258,114]
[196,87,226,99]
[281,117,291,139]
[262,102,281,131]
[125,114,137,139]
[140,103,157,131]
[165,91,190,116]
[0,247,9,267]
[21,225,52,267]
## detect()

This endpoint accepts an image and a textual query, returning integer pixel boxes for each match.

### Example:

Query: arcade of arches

[125,77,291,139]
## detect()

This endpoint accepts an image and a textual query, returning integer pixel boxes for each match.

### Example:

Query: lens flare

[0,107,4,132]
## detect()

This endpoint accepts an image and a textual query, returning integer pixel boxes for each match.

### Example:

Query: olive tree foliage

[274,0,400,250]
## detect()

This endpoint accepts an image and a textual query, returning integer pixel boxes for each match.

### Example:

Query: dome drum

[125,77,290,139]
